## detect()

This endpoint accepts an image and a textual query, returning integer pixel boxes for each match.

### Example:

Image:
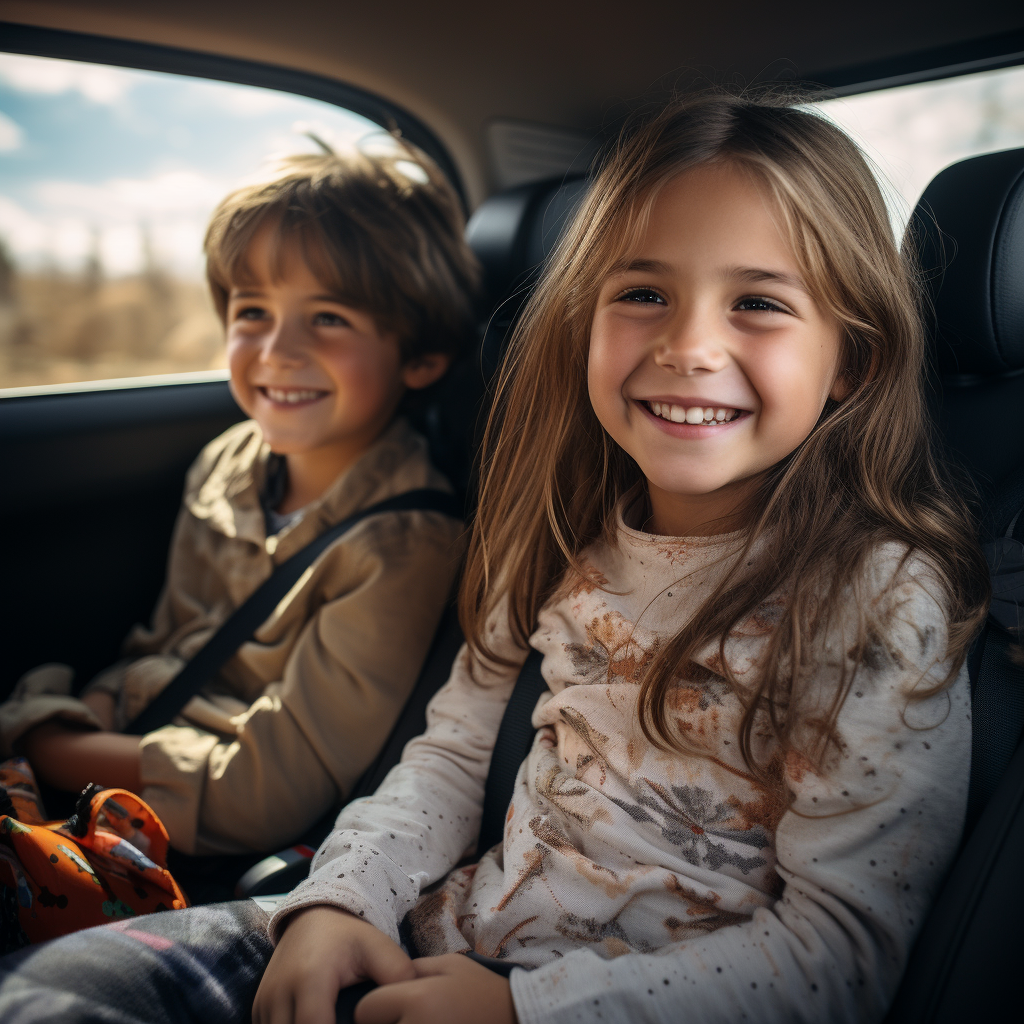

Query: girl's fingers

[253,988,295,1024]
[410,953,477,978]
[352,980,417,1024]
[293,976,349,1024]
[357,935,417,986]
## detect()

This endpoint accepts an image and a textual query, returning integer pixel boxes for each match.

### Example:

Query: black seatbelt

[478,649,548,855]
[125,488,462,736]
[966,506,1024,828]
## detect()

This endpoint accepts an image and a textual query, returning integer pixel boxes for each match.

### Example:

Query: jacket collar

[184,418,428,559]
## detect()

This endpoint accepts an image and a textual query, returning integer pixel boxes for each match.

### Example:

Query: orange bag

[0,758,187,951]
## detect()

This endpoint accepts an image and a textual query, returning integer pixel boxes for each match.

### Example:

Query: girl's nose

[654,313,729,376]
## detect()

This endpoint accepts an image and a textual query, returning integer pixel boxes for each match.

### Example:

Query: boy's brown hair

[204,139,480,362]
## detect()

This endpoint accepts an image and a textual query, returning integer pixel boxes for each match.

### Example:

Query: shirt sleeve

[139,512,464,855]
[509,564,971,1024]
[267,615,526,942]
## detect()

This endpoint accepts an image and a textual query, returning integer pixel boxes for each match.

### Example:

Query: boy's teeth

[266,388,322,403]
[649,401,738,425]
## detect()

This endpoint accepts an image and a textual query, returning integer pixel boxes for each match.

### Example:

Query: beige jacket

[0,418,464,855]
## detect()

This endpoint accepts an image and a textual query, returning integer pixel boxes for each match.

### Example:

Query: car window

[816,62,1024,236]
[0,53,385,394]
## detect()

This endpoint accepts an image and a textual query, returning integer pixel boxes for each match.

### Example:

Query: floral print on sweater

[272,513,969,1024]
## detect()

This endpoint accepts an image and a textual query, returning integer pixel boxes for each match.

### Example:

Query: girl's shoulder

[859,541,948,617]
[840,542,955,675]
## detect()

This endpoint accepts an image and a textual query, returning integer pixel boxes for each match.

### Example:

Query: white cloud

[0,195,47,254]
[203,81,298,116]
[0,110,23,151]
[0,170,230,277]
[36,170,226,220]
[0,53,132,104]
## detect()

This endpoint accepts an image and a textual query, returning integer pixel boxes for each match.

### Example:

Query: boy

[0,143,479,856]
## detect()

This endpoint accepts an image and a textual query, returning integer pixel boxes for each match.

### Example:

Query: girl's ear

[402,352,451,390]
[829,371,852,402]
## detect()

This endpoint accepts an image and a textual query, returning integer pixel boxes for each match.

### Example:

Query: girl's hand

[253,906,415,1024]
[354,954,518,1024]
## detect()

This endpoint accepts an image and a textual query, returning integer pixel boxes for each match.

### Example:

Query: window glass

[0,53,382,392]
[816,63,1024,236]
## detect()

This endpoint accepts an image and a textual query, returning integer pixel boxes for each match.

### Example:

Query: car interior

[1,2,1023,1020]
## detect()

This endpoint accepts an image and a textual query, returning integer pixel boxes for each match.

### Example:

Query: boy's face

[225,226,414,462]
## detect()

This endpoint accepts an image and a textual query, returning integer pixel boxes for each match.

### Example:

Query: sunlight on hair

[395,159,430,184]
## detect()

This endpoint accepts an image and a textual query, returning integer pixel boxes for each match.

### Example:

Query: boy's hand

[253,906,415,1024]
[21,723,141,793]
[354,954,518,1024]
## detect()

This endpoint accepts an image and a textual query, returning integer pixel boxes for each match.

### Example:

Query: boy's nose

[259,321,306,366]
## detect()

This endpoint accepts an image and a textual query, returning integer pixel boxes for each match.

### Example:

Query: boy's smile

[588,161,845,537]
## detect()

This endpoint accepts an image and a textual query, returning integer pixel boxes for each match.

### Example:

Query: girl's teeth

[648,402,738,425]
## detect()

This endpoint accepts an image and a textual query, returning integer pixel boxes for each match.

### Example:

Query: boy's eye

[312,311,352,328]
[615,287,666,305]
[735,295,790,314]
[235,305,269,321]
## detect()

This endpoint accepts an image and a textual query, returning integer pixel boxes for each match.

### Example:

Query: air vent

[487,119,600,189]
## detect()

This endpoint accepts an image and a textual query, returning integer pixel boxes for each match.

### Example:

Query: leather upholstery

[912,146,1024,378]
[911,148,1024,490]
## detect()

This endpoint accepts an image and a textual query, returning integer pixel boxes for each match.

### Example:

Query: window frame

[807,26,1024,97]
[0,20,467,209]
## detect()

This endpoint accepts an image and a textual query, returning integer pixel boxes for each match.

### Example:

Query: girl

[0,92,988,1023]
[252,92,988,1023]
[248,92,988,1022]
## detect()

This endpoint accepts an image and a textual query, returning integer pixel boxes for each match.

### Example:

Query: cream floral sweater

[271,511,970,1023]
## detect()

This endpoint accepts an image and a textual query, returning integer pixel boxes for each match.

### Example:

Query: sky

[1,53,1024,280]
[0,53,380,279]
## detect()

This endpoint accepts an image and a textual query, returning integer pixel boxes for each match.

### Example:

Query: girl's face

[588,162,845,536]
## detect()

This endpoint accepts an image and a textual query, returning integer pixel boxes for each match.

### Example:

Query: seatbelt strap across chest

[125,488,461,736]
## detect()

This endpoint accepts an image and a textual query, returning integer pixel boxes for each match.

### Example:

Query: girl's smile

[588,161,845,536]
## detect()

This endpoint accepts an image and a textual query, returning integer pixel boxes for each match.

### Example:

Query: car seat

[884,146,1024,1023]
[235,174,592,899]
[242,146,1024,1021]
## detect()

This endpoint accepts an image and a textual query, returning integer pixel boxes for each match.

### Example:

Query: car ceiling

[1,0,1023,205]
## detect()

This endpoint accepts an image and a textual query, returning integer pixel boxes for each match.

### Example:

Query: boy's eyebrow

[228,287,353,304]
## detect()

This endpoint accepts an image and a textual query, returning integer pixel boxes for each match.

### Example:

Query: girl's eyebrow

[730,266,809,292]
[608,257,672,276]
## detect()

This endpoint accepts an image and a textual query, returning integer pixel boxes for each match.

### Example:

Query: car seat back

[909,146,1024,496]
[236,176,592,898]
[886,146,1024,1022]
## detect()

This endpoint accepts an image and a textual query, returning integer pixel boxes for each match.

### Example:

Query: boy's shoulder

[185,419,266,501]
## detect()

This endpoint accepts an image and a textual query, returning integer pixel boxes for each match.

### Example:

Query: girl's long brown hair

[459,91,990,784]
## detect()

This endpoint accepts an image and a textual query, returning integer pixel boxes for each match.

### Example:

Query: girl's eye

[313,311,351,328]
[734,295,790,314]
[616,287,666,306]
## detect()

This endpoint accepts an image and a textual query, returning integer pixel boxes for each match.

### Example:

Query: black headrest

[910,147,1024,379]
[466,176,590,308]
